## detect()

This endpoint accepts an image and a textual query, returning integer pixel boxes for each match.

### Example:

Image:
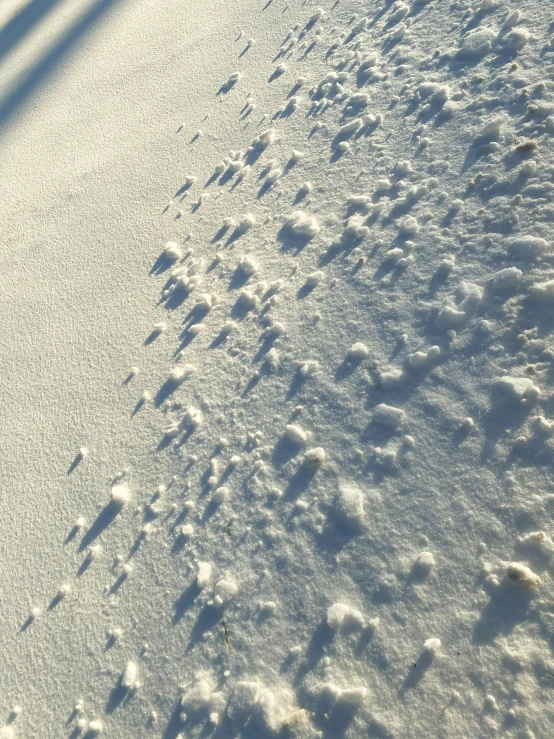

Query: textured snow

[2,0,554,737]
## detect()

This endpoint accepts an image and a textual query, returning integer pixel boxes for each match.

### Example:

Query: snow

[3,0,554,737]
[335,484,365,529]
[506,563,542,589]
[227,681,260,721]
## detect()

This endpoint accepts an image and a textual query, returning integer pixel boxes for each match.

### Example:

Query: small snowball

[409,345,440,368]
[285,424,308,445]
[239,290,259,309]
[196,292,216,310]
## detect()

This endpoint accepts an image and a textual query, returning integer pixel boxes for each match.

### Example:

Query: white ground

[1,0,554,737]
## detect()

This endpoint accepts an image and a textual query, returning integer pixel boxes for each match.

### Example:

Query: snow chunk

[227,682,260,720]
[400,216,418,236]
[338,687,367,705]
[501,28,530,53]
[344,214,369,240]
[181,675,222,717]
[436,305,466,329]
[259,600,277,615]
[110,484,131,508]
[86,721,103,736]
[346,92,370,108]
[496,376,540,402]
[239,290,259,309]
[305,271,324,289]
[508,235,550,261]
[347,342,369,359]
[163,241,183,261]
[373,403,405,427]
[506,562,541,588]
[327,602,365,629]
[236,213,256,232]
[423,637,441,654]
[478,117,503,140]
[121,661,138,689]
[379,368,405,388]
[309,8,325,23]
[518,530,554,558]
[251,128,277,151]
[237,255,259,276]
[213,578,238,608]
[197,562,212,589]
[459,28,496,59]
[303,447,326,468]
[335,484,364,528]
[490,267,522,292]
[285,424,308,445]
[414,551,435,577]
[212,487,228,504]
[409,345,441,368]
[337,118,363,138]
[530,280,554,302]
[395,160,412,178]
[169,364,196,385]
[284,211,321,238]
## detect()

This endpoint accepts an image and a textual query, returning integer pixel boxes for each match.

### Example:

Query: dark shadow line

[0,0,63,71]
[0,0,124,138]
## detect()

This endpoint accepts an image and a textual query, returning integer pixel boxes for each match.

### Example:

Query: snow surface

[1,0,554,737]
